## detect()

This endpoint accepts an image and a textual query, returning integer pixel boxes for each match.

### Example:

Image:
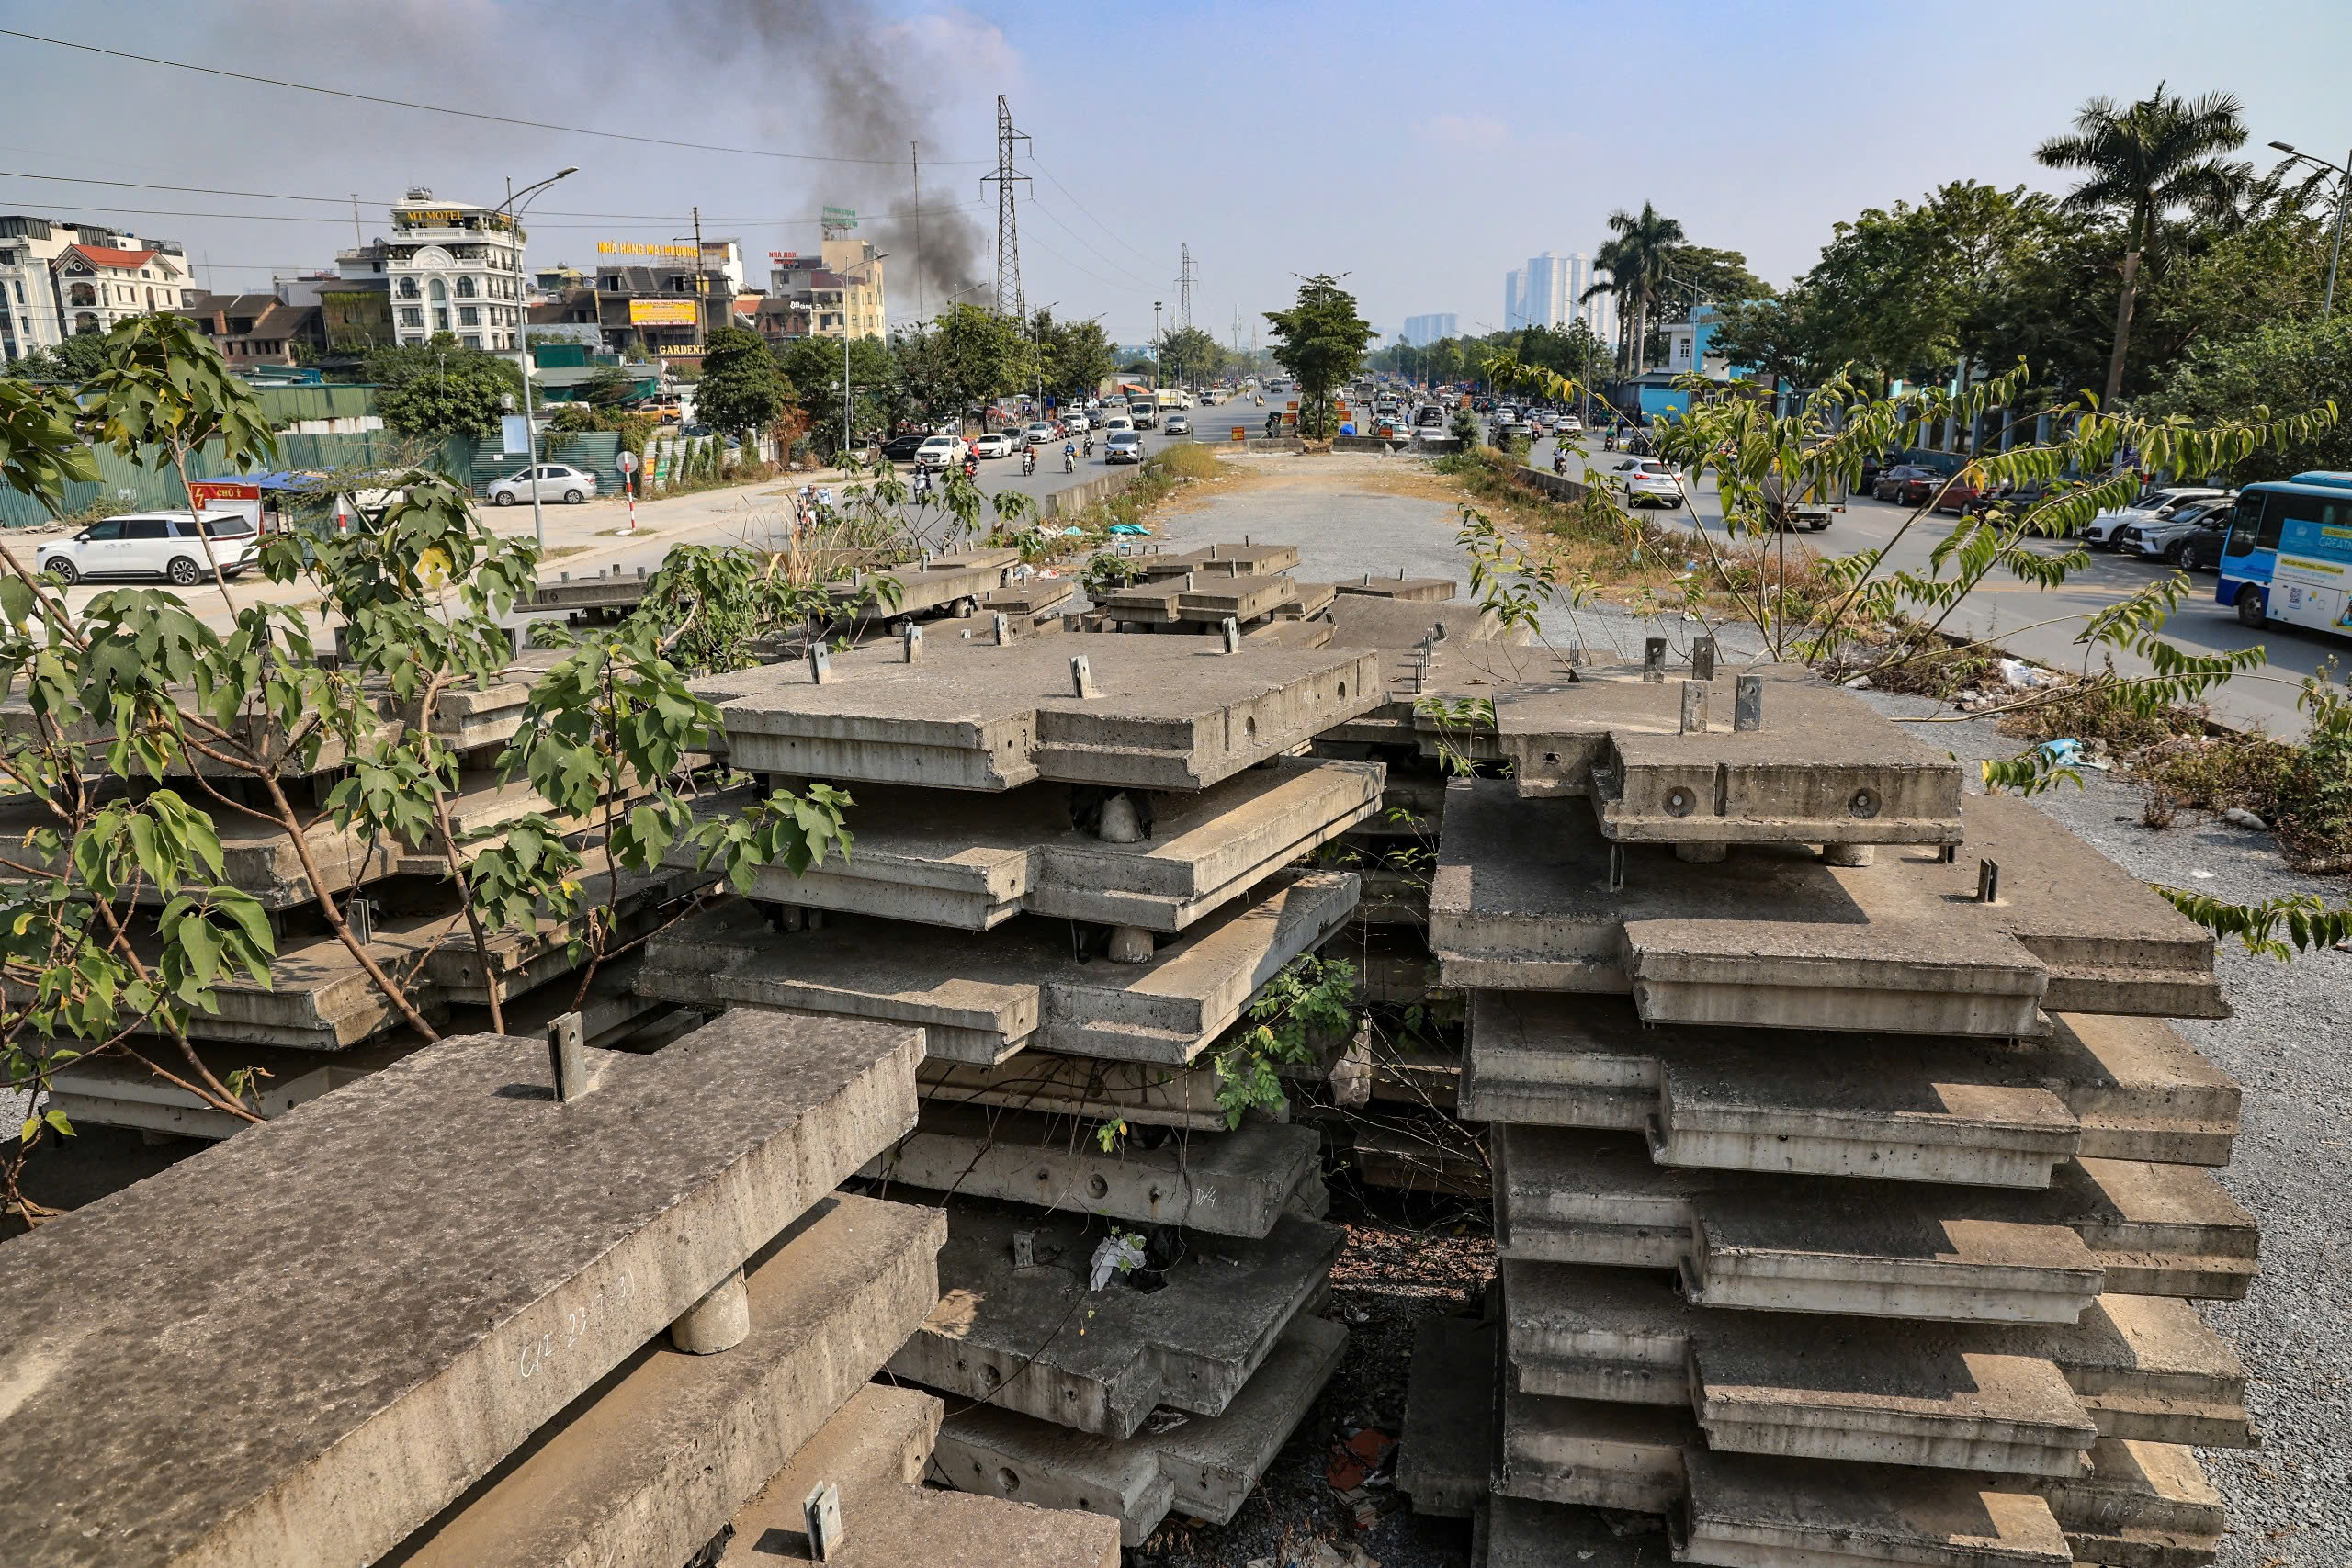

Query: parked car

[1871,465,1941,506]
[1962,479,2059,520]
[1164,414,1192,435]
[1103,430,1146,464]
[2082,486,2232,547]
[1607,457,1684,508]
[38,509,261,586]
[2120,496,2236,563]
[488,464,598,505]
[912,434,961,470]
[972,433,1014,459]
[2177,508,2235,571]
[1931,473,1995,514]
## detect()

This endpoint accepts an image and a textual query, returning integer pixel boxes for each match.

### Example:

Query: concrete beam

[888,1201,1342,1438]
[712,1382,1123,1568]
[1396,1314,1496,1518]
[912,1052,1267,1133]
[1678,1450,2072,1568]
[692,633,1382,793]
[864,1106,1323,1238]
[1131,543,1301,579]
[639,873,1360,1066]
[1498,1384,1696,1512]
[387,1193,944,1567]
[933,1314,1345,1544]
[696,759,1382,933]
[1433,782,2225,1029]
[1334,574,1458,603]
[0,1010,922,1568]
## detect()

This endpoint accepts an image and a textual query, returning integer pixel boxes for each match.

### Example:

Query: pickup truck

[1758,467,1845,531]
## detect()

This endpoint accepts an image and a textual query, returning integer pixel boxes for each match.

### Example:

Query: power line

[0,28,990,166]
[1022,155,1157,267]
[0,186,987,233]
[1022,198,1156,288]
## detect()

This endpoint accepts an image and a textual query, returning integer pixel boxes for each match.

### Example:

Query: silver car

[488,464,599,506]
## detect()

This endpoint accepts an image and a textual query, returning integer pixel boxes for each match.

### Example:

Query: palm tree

[1585,204,1687,375]
[2036,84,2250,405]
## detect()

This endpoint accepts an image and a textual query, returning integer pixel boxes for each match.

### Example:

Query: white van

[38,510,262,586]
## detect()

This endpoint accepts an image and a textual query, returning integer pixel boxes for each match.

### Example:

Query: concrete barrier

[1511,465,1593,504]
[1039,465,1143,521]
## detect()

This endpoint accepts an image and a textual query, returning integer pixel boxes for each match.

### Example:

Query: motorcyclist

[1062,441,1076,474]
[1083,434,1094,457]
[962,454,978,480]
[1021,444,1036,476]
[1553,446,1567,476]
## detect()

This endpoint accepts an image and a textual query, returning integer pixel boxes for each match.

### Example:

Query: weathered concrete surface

[1276,580,1339,619]
[1677,1450,2073,1568]
[1095,573,1300,626]
[696,759,1382,932]
[1348,1116,1490,1198]
[1463,994,2241,1173]
[1498,1384,1697,1511]
[846,559,1008,618]
[713,1383,1123,1568]
[531,563,650,613]
[382,1193,944,1568]
[1133,542,1301,579]
[0,1010,922,1568]
[2018,1439,2223,1568]
[888,1201,1343,1438]
[1494,1127,2254,1315]
[693,633,1383,792]
[1433,783,2226,1028]
[1502,1263,2248,1461]
[1396,1314,1496,1518]
[1334,573,1458,602]
[639,873,1359,1065]
[914,1051,1272,1132]
[865,1105,1323,1237]
[933,1314,1346,1543]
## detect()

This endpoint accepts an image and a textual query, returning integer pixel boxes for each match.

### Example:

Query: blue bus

[2217,471,2352,633]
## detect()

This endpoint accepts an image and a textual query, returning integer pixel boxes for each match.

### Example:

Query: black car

[1871,465,1940,506]
[877,432,930,461]
[2176,512,2234,571]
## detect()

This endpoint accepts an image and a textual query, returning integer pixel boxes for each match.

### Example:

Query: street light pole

[499,167,576,550]
[835,252,889,456]
[2269,141,2349,316]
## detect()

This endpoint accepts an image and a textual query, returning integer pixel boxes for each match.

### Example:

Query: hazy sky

[3,0,2346,344]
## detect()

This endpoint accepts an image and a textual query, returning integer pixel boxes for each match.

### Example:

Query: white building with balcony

[374,188,528,351]
[0,215,195,363]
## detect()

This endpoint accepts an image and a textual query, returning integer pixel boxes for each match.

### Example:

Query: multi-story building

[369,189,528,351]
[0,216,198,363]
[1501,252,1616,344]
[1502,269,1521,332]
[1399,313,1458,347]
[765,238,885,340]
[175,292,325,367]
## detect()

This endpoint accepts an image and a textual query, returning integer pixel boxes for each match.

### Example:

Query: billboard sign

[821,206,857,232]
[598,241,699,259]
[628,299,698,326]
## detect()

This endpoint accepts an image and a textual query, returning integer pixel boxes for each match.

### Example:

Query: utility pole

[1176,244,1194,330]
[1153,300,1163,391]
[691,205,707,350]
[980,96,1031,320]
[911,140,922,324]
[350,194,363,249]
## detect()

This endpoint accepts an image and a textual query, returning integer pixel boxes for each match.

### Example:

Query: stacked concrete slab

[1394,649,2254,1568]
[0,1007,1120,1568]
[641,627,1390,1545]
[6,653,698,1138]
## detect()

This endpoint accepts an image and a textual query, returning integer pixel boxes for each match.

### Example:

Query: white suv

[39,510,261,586]
[488,464,598,506]
[1608,457,1685,509]
[912,434,961,470]
[2082,487,2231,549]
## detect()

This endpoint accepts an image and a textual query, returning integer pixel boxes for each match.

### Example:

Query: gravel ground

[1141,450,2352,1568]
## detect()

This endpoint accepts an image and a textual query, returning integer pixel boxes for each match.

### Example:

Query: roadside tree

[694,326,794,445]
[1263,275,1374,437]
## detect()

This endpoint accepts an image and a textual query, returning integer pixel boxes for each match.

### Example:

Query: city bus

[2217,471,2352,633]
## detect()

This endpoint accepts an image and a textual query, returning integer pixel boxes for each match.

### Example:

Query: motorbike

[1062,450,1076,474]
[1553,449,1567,476]
[962,458,978,481]
[1083,436,1095,457]
[1021,448,1036,476]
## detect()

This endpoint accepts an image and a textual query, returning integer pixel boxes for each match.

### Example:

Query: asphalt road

[1520,425,2325,739]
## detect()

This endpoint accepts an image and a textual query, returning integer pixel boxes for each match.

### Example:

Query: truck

[1758,464,1846,531]
[1128,395,1159,429]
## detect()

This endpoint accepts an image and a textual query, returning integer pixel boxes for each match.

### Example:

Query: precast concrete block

[1275,580,1339,619]
[384,1193,944,1567]
[1463,994,2241,1174]
[0,1010,922,1568]
[1396,1315,1497,1518]
[1433,782,2225,1028]
[1334,574,1459,603]
[1479,1493,1687,1568]
[1676,1450,2073,1568]
[711,1382,1123,1568]
[933,1314,1346,1543]
[1132,542,1301,579]
[690,633,1383,792]
[639,873,1360,1066]
[888,1200,1343,1438]
[685,759,1383,933]
[1498,1383,1697,1511]
[842,560,1007,618]
[2017,1439,2223,1568]
[1495,1127,2254,1316]
[863,1104,1324,1238]
[1502,1263,2250,1462]
[914,1051,1271,1132]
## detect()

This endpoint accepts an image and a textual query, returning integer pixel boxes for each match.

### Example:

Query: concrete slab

[1433,784,2225,1028]
[1499,1384,1697,1511]
[864,1104,1323,1237]
[1463,995,2239,1174]
[1277,580,1340,619]
[1677,1450,2073,1568]
[1325,594,1524,649]
[1477,1495,1676,1568]
[933,1314,1346,1543]
[694,632,1383,791]
[914,1051,1267,1132]
[1335,573,1459,602]
[1097,574,1299,626]
[1496,1128,2252,1314]
[530,563,650,613]
[1250,615,1335,648]
[0,1010,922,1568]
[1503,1263,2247,1459]
[638,872,1360,1066]
[888,1200,1343,1438]
[1133,542,1301,579]
[384,1193,944,1568]
[2018,1439,2223,1568]
[701,758,1383,932]
[842,559,1007,618]
[1397,1315,1498,1518]
[714,1382,1123,1568]
[986,574,1076,617]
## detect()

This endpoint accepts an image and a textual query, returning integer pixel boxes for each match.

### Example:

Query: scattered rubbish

[1088,1233,1146,1291]
[2192,870,2216,880]
[1842,674,1873,690]
[2038,738,2085,768]
[1324,1426,1397,1493]
[1248,1541,1380,1568]
[2222,807,2268,829]
[1996,657,2051,688]
[1107,523,1151,536]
